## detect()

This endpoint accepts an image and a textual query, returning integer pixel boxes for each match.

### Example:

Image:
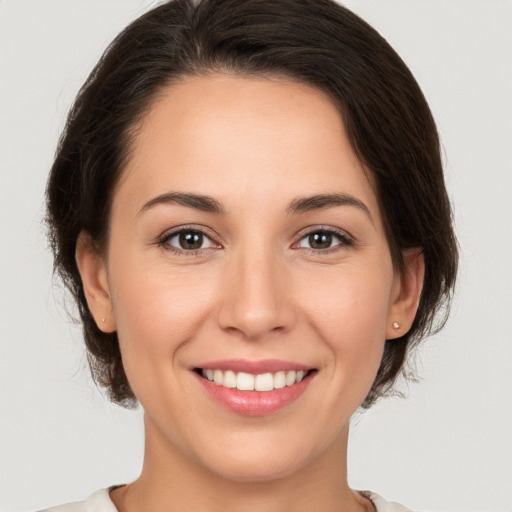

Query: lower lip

[194,372,315,416]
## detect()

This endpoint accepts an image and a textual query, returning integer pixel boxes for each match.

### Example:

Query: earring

[392,321,400,330]
[101,317,106,324]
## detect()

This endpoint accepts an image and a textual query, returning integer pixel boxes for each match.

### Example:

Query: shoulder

[38,488,118,512]
[359,490,414,512]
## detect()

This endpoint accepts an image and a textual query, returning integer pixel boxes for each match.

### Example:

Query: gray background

[1,1,511,511]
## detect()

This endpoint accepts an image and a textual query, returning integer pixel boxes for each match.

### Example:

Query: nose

[216,246,297,340]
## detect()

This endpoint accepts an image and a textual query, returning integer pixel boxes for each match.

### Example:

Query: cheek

[108,256,218,367]
[298,261,393,390]
[107,262,223,418]
[303,261,392,333]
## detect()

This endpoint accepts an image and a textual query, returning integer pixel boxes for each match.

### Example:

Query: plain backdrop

[1,1,511,511]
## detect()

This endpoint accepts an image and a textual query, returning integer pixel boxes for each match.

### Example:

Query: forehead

[118,73,379,218]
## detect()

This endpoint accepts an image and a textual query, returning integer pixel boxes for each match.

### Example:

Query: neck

[111,414,371,512]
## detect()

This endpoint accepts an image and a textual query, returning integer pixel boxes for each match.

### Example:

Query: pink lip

[195,358,312,374]
[192,359,316,416]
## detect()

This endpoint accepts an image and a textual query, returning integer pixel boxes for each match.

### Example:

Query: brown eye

[164,230,215,251]
[297,229,350,251]
[308,232,333,249]
[179,231,203,250]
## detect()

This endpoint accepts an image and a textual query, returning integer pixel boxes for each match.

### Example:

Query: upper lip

[194,359,313,374]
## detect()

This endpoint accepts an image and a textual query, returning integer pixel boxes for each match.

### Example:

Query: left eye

[163,230,216,251]
[297,230,346,250]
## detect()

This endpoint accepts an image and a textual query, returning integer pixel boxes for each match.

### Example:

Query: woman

[42,0,457,510]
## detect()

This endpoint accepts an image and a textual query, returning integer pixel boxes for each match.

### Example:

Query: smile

[193,361,317,416]
[200,368,308,391]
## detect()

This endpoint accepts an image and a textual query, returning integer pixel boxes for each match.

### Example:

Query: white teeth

[223,370,237,388]
[285,370,296,386]
[200,368,310,391]
[273,371,286,389]
[213,369,223,385]
[236,372,255,391]
[255,373,274,391]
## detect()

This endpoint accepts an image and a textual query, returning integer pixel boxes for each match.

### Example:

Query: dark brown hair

[46,0,458,408]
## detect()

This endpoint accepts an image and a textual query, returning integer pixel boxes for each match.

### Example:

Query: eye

[160,229,217,252]
[296,229,351,251]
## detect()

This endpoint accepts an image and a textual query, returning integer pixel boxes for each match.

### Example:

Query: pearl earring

[392,321,400,330]
[101,317,106,323]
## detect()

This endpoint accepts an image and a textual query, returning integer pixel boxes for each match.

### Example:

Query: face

[79,74,417,482]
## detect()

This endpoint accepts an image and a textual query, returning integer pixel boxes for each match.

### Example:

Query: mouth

[192,361,317,416]
[194,368,315,392]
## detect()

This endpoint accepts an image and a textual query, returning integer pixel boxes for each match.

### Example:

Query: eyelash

[156,225,354,257]
[156,225,219,257]
[292,226,354,255]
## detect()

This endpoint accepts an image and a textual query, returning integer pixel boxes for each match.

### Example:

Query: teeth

[255,373,273,391]
[223,370,237,388]
[273,371,286,389]
[200,368,310,391]
[285,370,296,386]
[237,372,255,391]
[213,369,223,385]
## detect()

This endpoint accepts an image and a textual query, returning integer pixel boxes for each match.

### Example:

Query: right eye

[159,229,217,253]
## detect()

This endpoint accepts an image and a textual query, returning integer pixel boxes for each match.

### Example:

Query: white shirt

[40,487,413,512]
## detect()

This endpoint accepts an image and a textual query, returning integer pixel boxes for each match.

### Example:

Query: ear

[75,231,116,333]
[386,248,425,339]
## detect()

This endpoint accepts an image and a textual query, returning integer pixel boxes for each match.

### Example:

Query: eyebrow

[139,192,226,215]
[287,193,374,223]
[139,191,373,223]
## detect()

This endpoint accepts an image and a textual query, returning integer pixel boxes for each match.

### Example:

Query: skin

[76,74,424,512]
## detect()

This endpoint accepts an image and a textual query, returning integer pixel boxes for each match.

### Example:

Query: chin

[209,455,308,484]
[193,434,317,484]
